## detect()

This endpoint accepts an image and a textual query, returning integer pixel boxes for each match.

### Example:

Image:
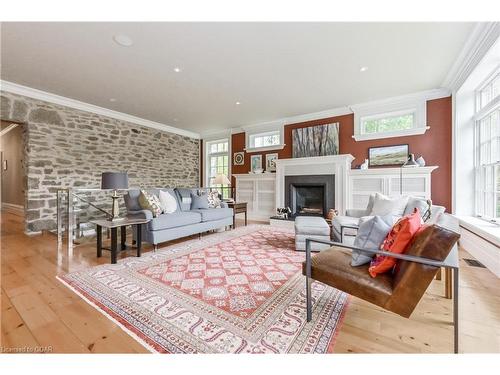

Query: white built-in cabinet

[234,173,276,221]
[347,166,438,210]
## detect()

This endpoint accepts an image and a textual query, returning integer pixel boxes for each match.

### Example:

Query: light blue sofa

[124,188,233,249]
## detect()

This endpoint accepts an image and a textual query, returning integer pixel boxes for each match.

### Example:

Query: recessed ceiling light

[113,34,133,47]
[235,101,241,105]
[360,66,368,72]
[109,98,117,102]
[173,67,181,73]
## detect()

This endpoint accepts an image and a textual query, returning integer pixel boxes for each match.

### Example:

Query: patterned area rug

[58,225,349,353]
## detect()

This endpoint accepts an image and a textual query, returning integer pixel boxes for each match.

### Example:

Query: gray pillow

[191,193,209,209]
[404,196,431,219]
[351,215,393,267]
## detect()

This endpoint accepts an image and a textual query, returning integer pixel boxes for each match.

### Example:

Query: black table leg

[111,227,118,264]
[244,210,247,226]
[233,213,236,229]
[121,225,127,250]
[136,224,142,257]
[96,225,102,258]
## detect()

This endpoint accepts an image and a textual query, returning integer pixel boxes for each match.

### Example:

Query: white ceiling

[1,22,475,136]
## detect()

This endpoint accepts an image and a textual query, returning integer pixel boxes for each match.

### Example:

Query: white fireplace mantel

[275,154,355,215]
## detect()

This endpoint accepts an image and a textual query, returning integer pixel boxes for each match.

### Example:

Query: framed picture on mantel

[368,144,408,167]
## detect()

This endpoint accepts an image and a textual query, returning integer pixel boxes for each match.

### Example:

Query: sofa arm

[220,201,229,208]
[127,209,153,220]
[345,208,368,218]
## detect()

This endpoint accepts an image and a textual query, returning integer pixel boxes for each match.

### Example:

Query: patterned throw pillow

[138,190,162,217]
[206,191,222,208]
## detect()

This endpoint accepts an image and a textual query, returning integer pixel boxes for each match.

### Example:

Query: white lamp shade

[213,173,231,185]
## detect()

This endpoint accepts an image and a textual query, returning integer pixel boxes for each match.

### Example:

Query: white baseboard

[1,202,24,216]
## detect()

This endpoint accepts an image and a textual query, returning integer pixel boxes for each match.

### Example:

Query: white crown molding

[283,106,352,125]
[201,88,450,140]
[0,80,200,139]
[442,22,500,92]
[348,88,450,112]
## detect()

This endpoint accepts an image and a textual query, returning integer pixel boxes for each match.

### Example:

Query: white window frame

[204,138,230,188]
[474,73,500,222]
[243,121,285,153]
[351,95,429,141]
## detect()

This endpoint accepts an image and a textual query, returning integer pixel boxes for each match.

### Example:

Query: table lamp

[101,172,129,221]
[213,173,231,199]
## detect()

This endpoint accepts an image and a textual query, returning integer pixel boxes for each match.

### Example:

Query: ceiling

[1,22,475,136]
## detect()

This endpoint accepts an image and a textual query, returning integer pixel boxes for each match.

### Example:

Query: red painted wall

[231,96,452,211]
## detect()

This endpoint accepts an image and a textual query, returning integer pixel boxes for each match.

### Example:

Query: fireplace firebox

[284,174,335,218]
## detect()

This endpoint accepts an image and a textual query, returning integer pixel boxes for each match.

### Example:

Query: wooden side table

[227,202,247,228]
[90,218,150,264]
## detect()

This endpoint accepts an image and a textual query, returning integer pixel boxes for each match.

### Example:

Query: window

[475,69,500,221]
[206,139,230,198]
[248,130,281,149]
[478,71,500,110]
[351,94,428,141]
[361,110,415,135]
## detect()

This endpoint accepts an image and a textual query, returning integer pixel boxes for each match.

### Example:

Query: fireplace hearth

[285,174,335,218]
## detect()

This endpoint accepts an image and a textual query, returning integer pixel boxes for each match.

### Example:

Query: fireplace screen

[291,185,325,216]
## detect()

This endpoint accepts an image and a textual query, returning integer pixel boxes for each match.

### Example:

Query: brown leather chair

[302,217,460,352]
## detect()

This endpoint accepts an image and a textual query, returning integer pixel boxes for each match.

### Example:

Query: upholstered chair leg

[153,244,158,252]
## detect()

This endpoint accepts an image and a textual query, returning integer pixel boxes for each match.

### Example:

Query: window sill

[352,126,430,142]
[244,144,286,153]
[457,216,500,247]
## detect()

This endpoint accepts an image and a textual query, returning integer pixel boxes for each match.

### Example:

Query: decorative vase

[360,159,369,170]
[416,156,426,167]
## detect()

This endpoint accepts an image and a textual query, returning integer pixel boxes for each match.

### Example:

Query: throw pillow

[207,190,222,208]
[368,208,423,277]
[158,190,178,214]
[138,190,162,217]
[369,193,409,219]
[191,193,209,209]
[351,215,393,267]
[404,196,431,220]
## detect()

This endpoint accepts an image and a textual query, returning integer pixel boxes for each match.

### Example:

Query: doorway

[1,120,25,216]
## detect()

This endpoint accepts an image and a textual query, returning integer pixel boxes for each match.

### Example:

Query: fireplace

[285,174,335,217]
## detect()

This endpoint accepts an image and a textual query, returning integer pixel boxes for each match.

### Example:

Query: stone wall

[0,92,200,233]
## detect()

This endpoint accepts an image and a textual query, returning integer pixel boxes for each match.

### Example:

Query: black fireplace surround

[284,174,335,218]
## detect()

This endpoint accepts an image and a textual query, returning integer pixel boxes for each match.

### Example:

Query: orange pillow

[368,208,422,278]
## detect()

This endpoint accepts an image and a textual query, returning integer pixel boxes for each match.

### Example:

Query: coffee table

[90,218,151,264]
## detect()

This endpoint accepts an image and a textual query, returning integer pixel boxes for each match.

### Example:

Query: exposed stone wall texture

[0,91,200,233]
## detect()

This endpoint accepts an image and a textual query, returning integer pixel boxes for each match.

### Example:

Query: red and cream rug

[58,225,349,353]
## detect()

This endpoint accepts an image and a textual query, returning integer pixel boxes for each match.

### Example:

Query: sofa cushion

[191,193,209,209]
[369,193,408,219]
[124,189,142,211]
[148,211,202,231]
[175,188,194,211]
[190,207,233,222]
[332,216,360,237]
[351,215,393,267]
[368,209,423,278]
[159,190,178,214]
[207,191,222,208]
[404,196,431,219]
[138,190,162,217]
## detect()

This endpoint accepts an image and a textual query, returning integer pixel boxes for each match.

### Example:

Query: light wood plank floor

[1,211,499,353]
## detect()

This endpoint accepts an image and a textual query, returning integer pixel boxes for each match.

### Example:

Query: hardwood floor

[1,211,499,353]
